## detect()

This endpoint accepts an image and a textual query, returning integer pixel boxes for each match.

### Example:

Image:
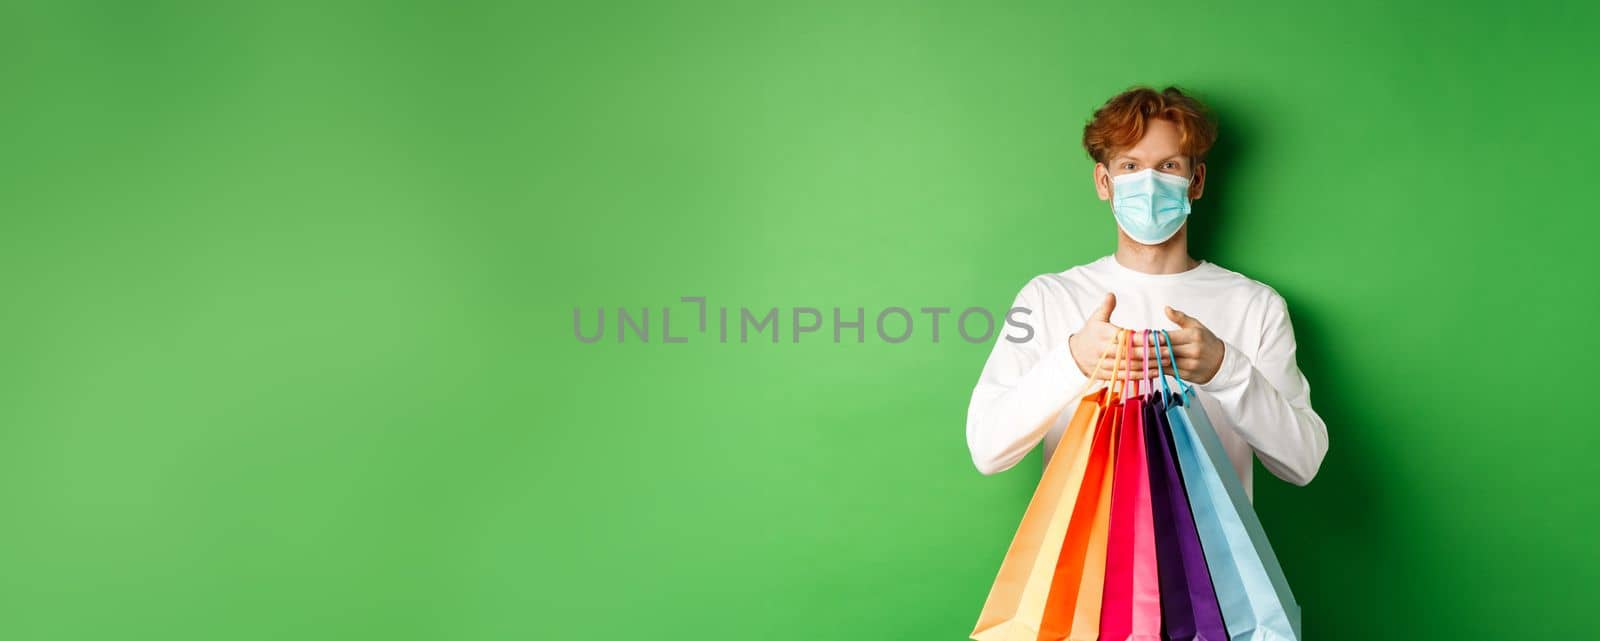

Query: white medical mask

[1110,168,1193,245]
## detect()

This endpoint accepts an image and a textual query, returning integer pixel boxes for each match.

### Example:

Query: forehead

[1112,119,1187,161]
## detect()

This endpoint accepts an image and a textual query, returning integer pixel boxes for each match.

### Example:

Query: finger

[1081,337,1121,370]
[1144,329,1177,351]
[1169,343,1203,358]
[1164,305,1204,330]
[1090,293,1116,322]
[1092,371,1165,382]
[1130,329,1167,347]
[1093,331,1123,351]
[1140,335,1168,360]
[1160,327,1203,345]
[1117,362,1165,376]
[1090,364,1164,381]
[1106,347,1157,363]
[1089,333,1120,358]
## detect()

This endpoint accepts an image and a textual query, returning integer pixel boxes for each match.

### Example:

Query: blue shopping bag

[1157,329,1301,641]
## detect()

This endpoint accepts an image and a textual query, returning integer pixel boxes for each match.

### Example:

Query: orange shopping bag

[969,332,1127,641]
[1036,330,1132,641]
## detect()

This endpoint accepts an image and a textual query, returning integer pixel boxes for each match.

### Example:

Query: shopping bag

[1099,331,1162,641]
[1146,332,1228,641]
[1034,330,1133,641]
[1158,329,1302,641]
[969,332,1124,641]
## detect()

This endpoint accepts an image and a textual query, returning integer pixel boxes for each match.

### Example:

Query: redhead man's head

[1082,86,1218,247]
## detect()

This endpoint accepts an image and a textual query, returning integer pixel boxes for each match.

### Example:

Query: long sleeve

[965,279,1090,475]
[1196,291,1328,486]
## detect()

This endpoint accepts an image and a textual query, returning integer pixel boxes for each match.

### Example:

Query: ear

[1094,162,1112,201]
[1189,161,1206,201]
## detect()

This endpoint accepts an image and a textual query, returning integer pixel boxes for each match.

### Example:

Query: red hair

[1081,85,1218,166]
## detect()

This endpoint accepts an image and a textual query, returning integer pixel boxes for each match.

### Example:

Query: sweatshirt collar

[1099,254,1213,281]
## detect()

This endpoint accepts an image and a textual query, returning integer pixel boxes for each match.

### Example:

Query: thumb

[1165,305,1201,328]
[1090,292,1116,322]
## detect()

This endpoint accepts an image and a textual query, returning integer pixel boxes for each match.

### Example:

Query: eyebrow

[1112,154,1186,163]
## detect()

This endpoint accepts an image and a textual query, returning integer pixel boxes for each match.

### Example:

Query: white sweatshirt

[965,255,1328,500]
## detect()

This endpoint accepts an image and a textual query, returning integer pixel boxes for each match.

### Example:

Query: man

[964,86,1327,499]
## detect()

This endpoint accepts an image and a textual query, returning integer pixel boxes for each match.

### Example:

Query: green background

[2,1,1597,639]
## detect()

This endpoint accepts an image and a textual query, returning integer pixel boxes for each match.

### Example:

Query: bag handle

[1158,329,1193,397]
[1083,328,1124,387]
[1141,329,1153,397]
[1120,329,1134,401]
[1109,329,1130,404]
[1154,330,1172,399]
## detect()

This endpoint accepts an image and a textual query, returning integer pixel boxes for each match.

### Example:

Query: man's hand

[1068,293,1160,380]
[1157,306,1226,384]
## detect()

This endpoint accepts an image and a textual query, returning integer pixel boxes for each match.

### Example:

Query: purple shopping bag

[1144,333,1228,641]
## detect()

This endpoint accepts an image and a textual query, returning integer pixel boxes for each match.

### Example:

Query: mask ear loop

[1159,329,1192,398]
